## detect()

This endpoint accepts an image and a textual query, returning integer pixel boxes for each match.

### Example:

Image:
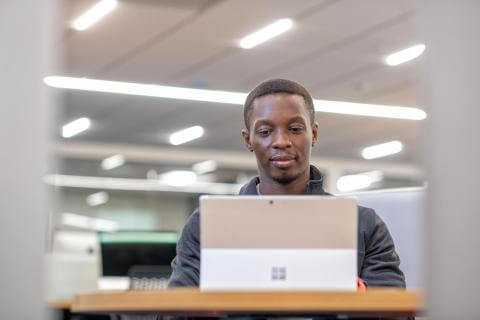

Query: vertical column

[0,1,55,319]
[419,1,480,318]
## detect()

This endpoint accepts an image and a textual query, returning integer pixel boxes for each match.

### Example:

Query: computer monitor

[47,231,100,299]
[348,187,425,288]
[99,231,178,278]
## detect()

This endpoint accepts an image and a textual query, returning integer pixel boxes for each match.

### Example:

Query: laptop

[200,195,358,291]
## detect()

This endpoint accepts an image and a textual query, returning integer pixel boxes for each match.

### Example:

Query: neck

[258,169,310,195]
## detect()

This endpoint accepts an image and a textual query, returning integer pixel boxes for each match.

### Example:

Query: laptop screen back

[200,196,357,290]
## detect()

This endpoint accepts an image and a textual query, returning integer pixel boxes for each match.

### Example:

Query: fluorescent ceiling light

[86,191,109,207]
[44,76,427,120]
[363,170,384,182]
[62,117,90,138]
[337,170,383,192]
[362,140,403,160]
[192,160,218,175]
[72,0,117,31]
[314,100,426,120]
[61,212,118,232]
[337,174,372,192]
[385,44,426,66]
[240,18,293,49]
[159,170,197,187]
[101,154,125,170]
[169,126,204,145]
[44,174,242,194]
[44,76,246,105]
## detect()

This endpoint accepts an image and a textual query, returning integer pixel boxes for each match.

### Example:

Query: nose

[271,129,292,149]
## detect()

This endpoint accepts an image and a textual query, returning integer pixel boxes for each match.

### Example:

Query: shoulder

[181,208,200,240]
[189,208,200,224]
[239,177,260,195]
[357,205,383,239]
[357,205,395,250]
[357,205,376,223]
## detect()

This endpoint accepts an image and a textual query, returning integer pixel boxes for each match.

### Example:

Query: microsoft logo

[271,266,287,281]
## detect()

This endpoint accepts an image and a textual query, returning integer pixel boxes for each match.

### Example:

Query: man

[169,79,405,288]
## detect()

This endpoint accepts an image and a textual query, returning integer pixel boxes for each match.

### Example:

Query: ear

[311,122,319,147]
[241,128,253,152]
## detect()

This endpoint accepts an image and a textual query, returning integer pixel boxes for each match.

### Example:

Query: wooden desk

[73,288,423,318]
[48,300,72,310]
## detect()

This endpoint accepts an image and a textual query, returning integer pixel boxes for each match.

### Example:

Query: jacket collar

[239,165,328,195]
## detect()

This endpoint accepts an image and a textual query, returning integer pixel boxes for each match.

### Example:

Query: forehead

[250,93,310,122]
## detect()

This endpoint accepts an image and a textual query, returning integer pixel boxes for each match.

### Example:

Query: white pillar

[419,1,480,318]
[0,1,55,319]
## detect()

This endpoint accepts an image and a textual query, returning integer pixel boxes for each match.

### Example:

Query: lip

[270,154,296,161]
[270,154,296,169]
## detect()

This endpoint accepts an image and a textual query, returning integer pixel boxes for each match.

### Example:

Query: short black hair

[243,78,315,129]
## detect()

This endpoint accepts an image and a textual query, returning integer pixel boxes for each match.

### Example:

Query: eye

[256,128,272,136]
[289,126,304,134]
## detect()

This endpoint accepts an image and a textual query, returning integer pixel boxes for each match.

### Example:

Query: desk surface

[48,300,72,310]
[73,288,423,317]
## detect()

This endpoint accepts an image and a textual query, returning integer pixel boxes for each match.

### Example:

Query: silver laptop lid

[200,195,357,250]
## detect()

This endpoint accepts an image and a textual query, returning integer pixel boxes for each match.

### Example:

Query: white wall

[420,0,480,317]
[0,2,56,319]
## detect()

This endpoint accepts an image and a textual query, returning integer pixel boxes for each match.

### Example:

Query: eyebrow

[253,116,307,129]
[253,119,273,128]
[288,116,307,124]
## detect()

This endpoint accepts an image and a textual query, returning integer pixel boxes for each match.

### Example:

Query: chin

[271,170,302,185]
[272,176,297,184]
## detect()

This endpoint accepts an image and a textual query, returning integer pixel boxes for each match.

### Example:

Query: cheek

[296,138,312,159]
[252,138,271,154]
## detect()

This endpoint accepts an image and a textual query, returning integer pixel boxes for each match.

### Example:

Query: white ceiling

[56,0,424,173]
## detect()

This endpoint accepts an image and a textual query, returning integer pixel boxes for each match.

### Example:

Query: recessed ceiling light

[72,0,118,31]
[86,191,109,207]
[101,154,125,170]
[192,160,218,175]
[337,174,372,192]
[62,117,90,138]
[159,171,197,187]
[337,170,383,192]
[44,76,427,120]
[385,44,426,66]
[362,140,403,160]
[240,18,293,49]
[169,126,204,146]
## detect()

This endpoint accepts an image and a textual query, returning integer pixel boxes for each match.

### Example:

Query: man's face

[242,93,318,184]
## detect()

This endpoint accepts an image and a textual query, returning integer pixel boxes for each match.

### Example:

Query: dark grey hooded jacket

[168,165,405,288]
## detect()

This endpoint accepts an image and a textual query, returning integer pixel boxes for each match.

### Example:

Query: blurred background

[42,0,429,301]
[8,1,480,319]
[38,1,430,304]
[50,0,425,238]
